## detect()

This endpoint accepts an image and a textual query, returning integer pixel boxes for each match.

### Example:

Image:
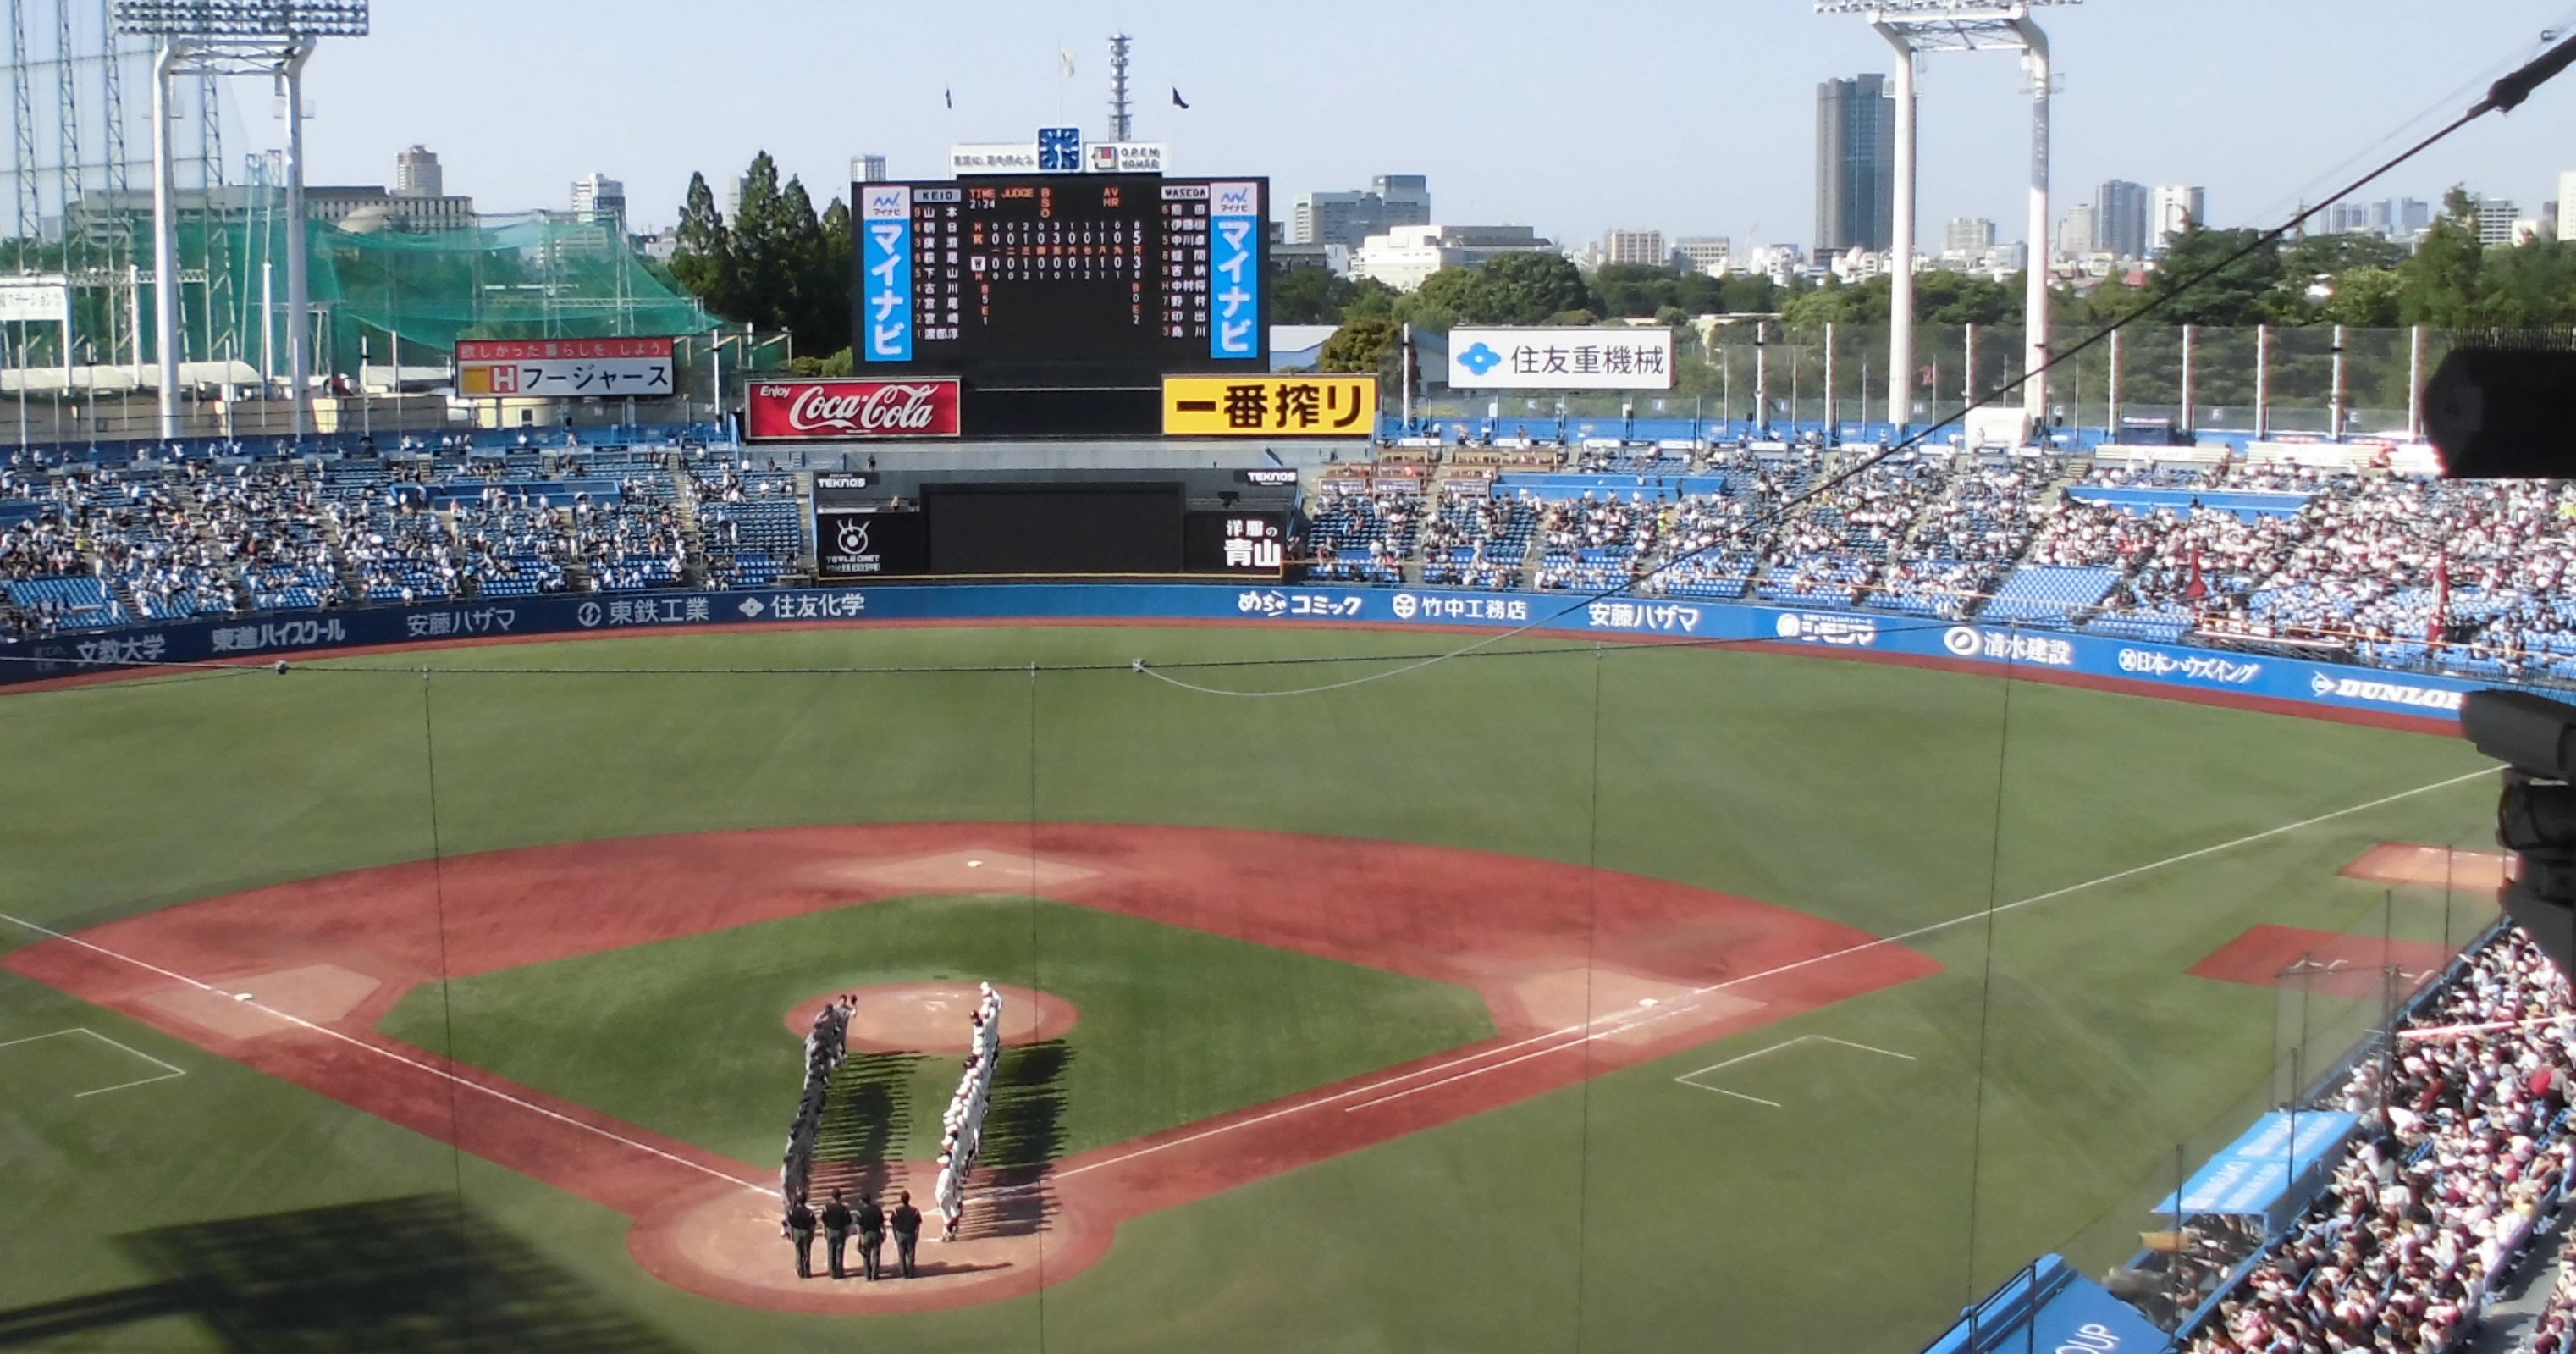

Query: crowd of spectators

[2180,928,2575,1354]
[1306,483,1421,583]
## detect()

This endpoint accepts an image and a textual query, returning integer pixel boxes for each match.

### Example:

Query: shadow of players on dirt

[811,1050,920,1202]
[959,1039,1071,1241]
[0,1194,684,1352]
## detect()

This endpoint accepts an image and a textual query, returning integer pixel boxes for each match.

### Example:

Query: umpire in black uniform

[891,1191,924,1278]
[785,1197,818,1279]
[821,1190,854,1279]
[857,1193,887,1280]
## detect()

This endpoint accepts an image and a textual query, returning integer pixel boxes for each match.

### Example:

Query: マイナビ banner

[456,337,676,398]
[1445,327,1675,390]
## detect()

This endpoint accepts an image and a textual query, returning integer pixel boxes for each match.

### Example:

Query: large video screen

[853,175,1267,374]
[924,483,1184,575]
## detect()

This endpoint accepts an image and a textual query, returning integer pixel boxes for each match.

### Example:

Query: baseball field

[0,620,2504,1352]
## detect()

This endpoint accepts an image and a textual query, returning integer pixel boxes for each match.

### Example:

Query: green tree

[1319,317,1399,373]
[670,172,735,316]
[1459,252,1592,324]
[2139,222,2281,326]
[2395,189,2485,328]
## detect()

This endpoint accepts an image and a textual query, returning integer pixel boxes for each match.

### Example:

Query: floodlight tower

[1814,0,2076,431]
[114,0,367,440]
[1106,33,1134,142]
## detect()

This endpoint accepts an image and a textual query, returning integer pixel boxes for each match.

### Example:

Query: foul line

[1,763,2493,1208]
[1332,765,2496,1115]
[1672,1035,1917,1108]
[0,912,777,1198]
[0,1026,188,1097]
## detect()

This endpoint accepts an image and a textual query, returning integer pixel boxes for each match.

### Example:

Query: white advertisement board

[1446,326,1675,390]
[0,276,71,327]
[947,143,1042,174]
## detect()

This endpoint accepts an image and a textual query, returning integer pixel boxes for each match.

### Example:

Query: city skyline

[247,0,2576,252]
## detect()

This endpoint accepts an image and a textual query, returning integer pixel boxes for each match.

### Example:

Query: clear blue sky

[256,0,2576,250]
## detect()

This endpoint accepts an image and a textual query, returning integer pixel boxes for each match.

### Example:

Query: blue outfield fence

[0,581,2490,722]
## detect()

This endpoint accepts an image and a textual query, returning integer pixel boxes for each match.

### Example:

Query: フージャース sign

[457,338,675,398]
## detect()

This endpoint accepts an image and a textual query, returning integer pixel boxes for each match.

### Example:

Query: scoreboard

[854,175,1267,375]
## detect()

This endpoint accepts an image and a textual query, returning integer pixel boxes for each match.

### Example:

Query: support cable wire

[1136,36,2574,700]
[2,32,2569,695]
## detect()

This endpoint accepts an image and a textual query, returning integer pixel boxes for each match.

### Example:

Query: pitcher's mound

[783,982,1075,1053]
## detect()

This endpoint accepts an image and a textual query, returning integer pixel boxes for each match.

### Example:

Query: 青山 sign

[1446,327,1674,390]
[1162,375,1376,436]
[457,337,675,398]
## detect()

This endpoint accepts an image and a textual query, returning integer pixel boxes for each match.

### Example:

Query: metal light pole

[115,1,369,443]
[1823,0,2079,429]
[2329,325,2346,441]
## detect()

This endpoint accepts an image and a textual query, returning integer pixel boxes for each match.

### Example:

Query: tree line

[670,152,854,372]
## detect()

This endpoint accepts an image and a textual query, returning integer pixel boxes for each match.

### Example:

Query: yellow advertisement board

[1161,374,1377,437]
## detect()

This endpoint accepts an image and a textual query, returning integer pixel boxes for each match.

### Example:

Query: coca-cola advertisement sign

[747,378,963,441]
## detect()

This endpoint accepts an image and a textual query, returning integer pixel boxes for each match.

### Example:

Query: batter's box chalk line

[1672,1035,1916,1109]
[0,1026,188,1097]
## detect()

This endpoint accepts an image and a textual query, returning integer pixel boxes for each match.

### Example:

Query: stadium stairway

[667,461,712,589]
[317,508,369,604]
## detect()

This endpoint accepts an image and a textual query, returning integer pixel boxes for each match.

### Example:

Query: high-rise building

[2325,201,2375,235]
[1373,174,1431,229]
[393,145,442,200]
[2149,185,2204,253]
[852,155,889,185]
[2559,173,2576,245]
[1603,229,1668,268]
[2056,203,2096,260]
[2093,180,2149,259]
[571,174,626,229]
[1944,218,1997,259]
[1672,236,1731,274]
[2398,198,2433,235]
[1814,75,1895,257]
[1291,175,1432,250]
[2476,197,2521,248]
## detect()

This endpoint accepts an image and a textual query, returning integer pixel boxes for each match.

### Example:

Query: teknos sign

[746,378,962,440]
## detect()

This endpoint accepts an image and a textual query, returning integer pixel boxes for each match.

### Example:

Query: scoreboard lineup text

[856,174,1266,373]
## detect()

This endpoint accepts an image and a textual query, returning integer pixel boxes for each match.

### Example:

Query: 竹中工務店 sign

[457,338,676,398]
[1446,326,1674,390]
[1161,375,1376,436]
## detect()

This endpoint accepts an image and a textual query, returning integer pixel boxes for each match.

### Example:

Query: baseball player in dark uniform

[821,1190,854,1279]
[857,1193,887,1281]
[891,1191,924,1278]
[785,1197,817,1279]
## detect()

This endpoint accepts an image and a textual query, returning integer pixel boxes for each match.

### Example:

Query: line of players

[934,982,1006,1241]
[780,993,853,1207]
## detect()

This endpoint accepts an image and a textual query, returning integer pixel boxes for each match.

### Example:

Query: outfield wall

[0,583,2483,731]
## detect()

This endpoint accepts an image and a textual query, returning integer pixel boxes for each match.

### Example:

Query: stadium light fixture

[111,1,369,37]
[1817,0,2071,433]
[114,0,368,440]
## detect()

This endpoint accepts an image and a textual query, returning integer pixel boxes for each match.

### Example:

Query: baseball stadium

[10,8,2576,1352]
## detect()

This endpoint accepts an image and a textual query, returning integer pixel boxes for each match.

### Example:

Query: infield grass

[0,623,2501,1353]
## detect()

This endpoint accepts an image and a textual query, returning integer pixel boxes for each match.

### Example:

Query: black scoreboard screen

[853,175,1268,375]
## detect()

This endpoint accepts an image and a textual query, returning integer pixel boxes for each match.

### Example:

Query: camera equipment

[2461,689,2576,973]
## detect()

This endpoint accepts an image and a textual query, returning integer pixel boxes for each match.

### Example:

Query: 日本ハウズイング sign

[1162,375,1375,436]
[1446,327,1676,391]
[746,379,962,440]
[456,337,676,399]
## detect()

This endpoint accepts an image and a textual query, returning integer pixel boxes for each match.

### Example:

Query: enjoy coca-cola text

[747,379,961,439]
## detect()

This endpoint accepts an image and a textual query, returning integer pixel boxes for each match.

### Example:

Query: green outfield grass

[377,893,1496,1165]
[0,624,2502,1353]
